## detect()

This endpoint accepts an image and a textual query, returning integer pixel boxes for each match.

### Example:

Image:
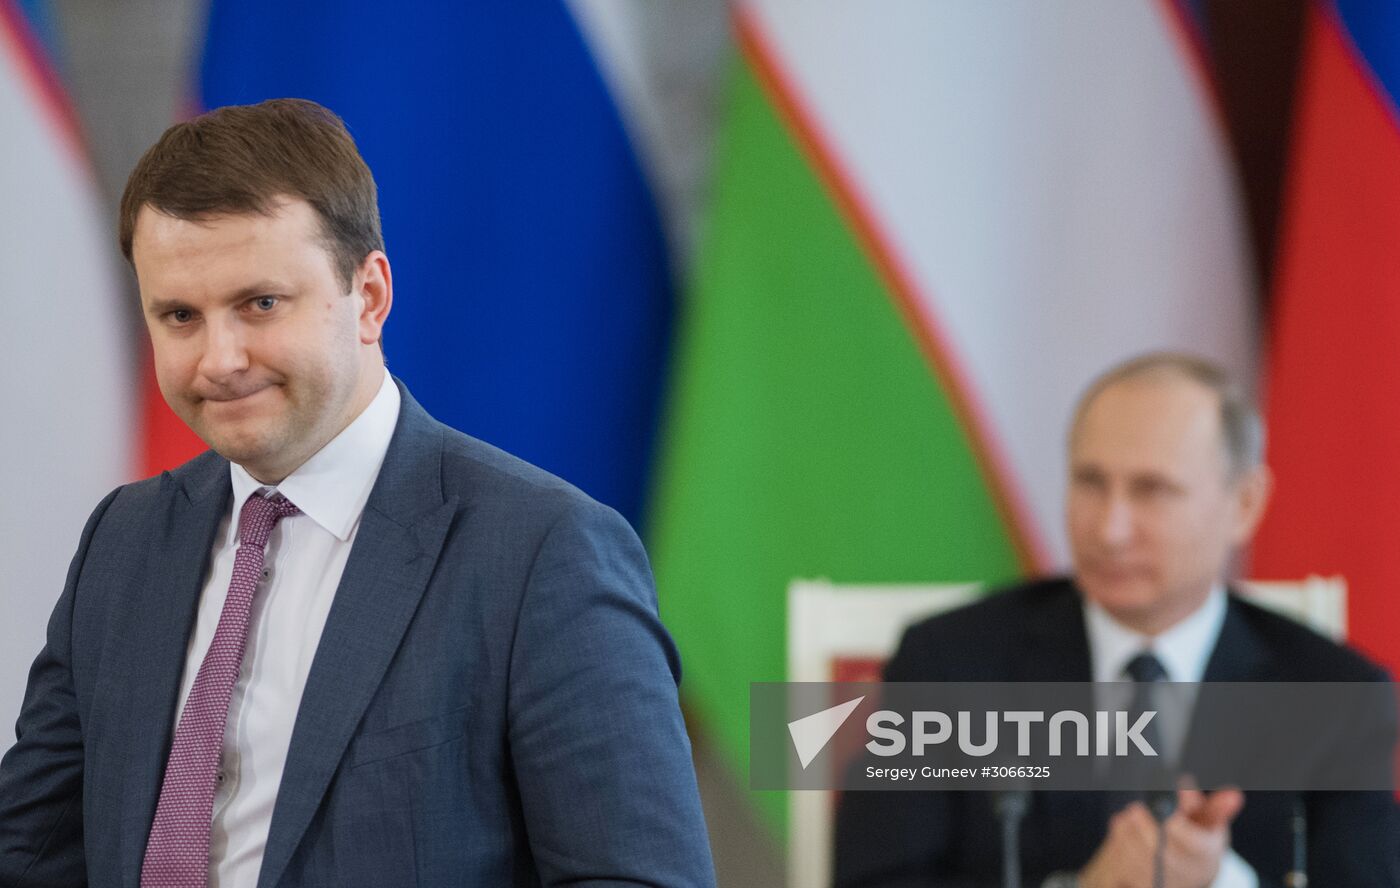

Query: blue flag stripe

[200,2,673,529]
[1335,0,1400,117]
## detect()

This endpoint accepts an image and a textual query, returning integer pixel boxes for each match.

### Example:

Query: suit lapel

[1015,582,1093,682]
[1180,594,1271,782]
[257,387,457,888]
[1199,594,1271,683]
[120,458,231,888]
[1013,584,1102,843]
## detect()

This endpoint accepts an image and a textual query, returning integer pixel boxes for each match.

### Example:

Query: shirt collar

[1082,583,1228,683]
[229,369,400,542]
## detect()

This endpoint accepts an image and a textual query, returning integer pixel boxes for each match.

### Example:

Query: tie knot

[1123,652,1167,683]
[238,492,300,549]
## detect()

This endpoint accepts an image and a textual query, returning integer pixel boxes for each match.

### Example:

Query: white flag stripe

[745,0,1257,565]
[0,16,132,740]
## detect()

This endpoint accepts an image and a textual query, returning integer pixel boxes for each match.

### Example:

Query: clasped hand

[1079,787,1245,888]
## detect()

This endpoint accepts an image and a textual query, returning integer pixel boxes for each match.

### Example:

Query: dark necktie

[141,492,299,888]
[1116,651,1170,797]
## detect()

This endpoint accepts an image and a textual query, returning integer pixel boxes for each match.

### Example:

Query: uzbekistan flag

[0,0,131,737]
[649,0,1258,829]
[1253,0,1400,678]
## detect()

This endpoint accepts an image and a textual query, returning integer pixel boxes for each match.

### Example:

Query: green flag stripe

[649,49,1024,829]
[737,10,1046,573]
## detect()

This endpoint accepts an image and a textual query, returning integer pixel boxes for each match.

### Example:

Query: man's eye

[171,309,193,324]
[1131,480,1173,500]
[254,296,278,311]
[1071,470,1105,491]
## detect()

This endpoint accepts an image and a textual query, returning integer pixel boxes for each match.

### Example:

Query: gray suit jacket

[0,380,715,887]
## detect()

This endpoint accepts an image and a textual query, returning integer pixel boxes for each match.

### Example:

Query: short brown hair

[119,98,383,290]
[1070,352,1266,480]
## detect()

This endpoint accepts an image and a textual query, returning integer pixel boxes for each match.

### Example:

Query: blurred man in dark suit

[835,353,1396,887]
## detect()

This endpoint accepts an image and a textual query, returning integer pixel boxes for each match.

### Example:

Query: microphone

[1285,796,1308,888]
[1146,790,1175,888]
[1146,790,1177,822]
[994,789,1030,888]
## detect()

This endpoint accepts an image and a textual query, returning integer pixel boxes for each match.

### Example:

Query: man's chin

[1079,579,1160,621]
[194,425,282,473]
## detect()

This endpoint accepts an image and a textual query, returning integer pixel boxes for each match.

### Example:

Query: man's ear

[354,250,392,345]
[1230,464,1273,546]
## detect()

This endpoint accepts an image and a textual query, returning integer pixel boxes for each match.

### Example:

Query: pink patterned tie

[141,492,299,888]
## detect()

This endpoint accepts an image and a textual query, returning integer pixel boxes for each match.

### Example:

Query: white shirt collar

[229,369,400,542]
[1083,583,1228,683]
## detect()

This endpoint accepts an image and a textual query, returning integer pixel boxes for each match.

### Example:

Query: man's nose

[197,317,250,380]
[1095,494,1134,547]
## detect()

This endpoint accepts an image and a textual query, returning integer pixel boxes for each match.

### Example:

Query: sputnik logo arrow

[788,696,865,769]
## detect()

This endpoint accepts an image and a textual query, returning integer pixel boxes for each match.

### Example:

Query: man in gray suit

[0,98,715,888]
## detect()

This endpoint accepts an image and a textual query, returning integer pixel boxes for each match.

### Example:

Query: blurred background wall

[7,0,1399,883]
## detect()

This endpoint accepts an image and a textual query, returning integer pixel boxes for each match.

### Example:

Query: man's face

[133,197,386,483]
[1066,375,1267,635]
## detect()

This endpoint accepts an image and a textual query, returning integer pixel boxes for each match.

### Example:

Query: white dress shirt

[171,369,399,888]
[1081,584,1257,888]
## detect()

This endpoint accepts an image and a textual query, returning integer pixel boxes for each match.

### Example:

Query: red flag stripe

[1253,3,1400,676]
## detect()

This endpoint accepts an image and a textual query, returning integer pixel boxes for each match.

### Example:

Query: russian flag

[1253,1,1400,677]
[170,1,677,529]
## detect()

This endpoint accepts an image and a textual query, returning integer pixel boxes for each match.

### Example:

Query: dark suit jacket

[0,381,716,887]
[833,577,1398,888]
